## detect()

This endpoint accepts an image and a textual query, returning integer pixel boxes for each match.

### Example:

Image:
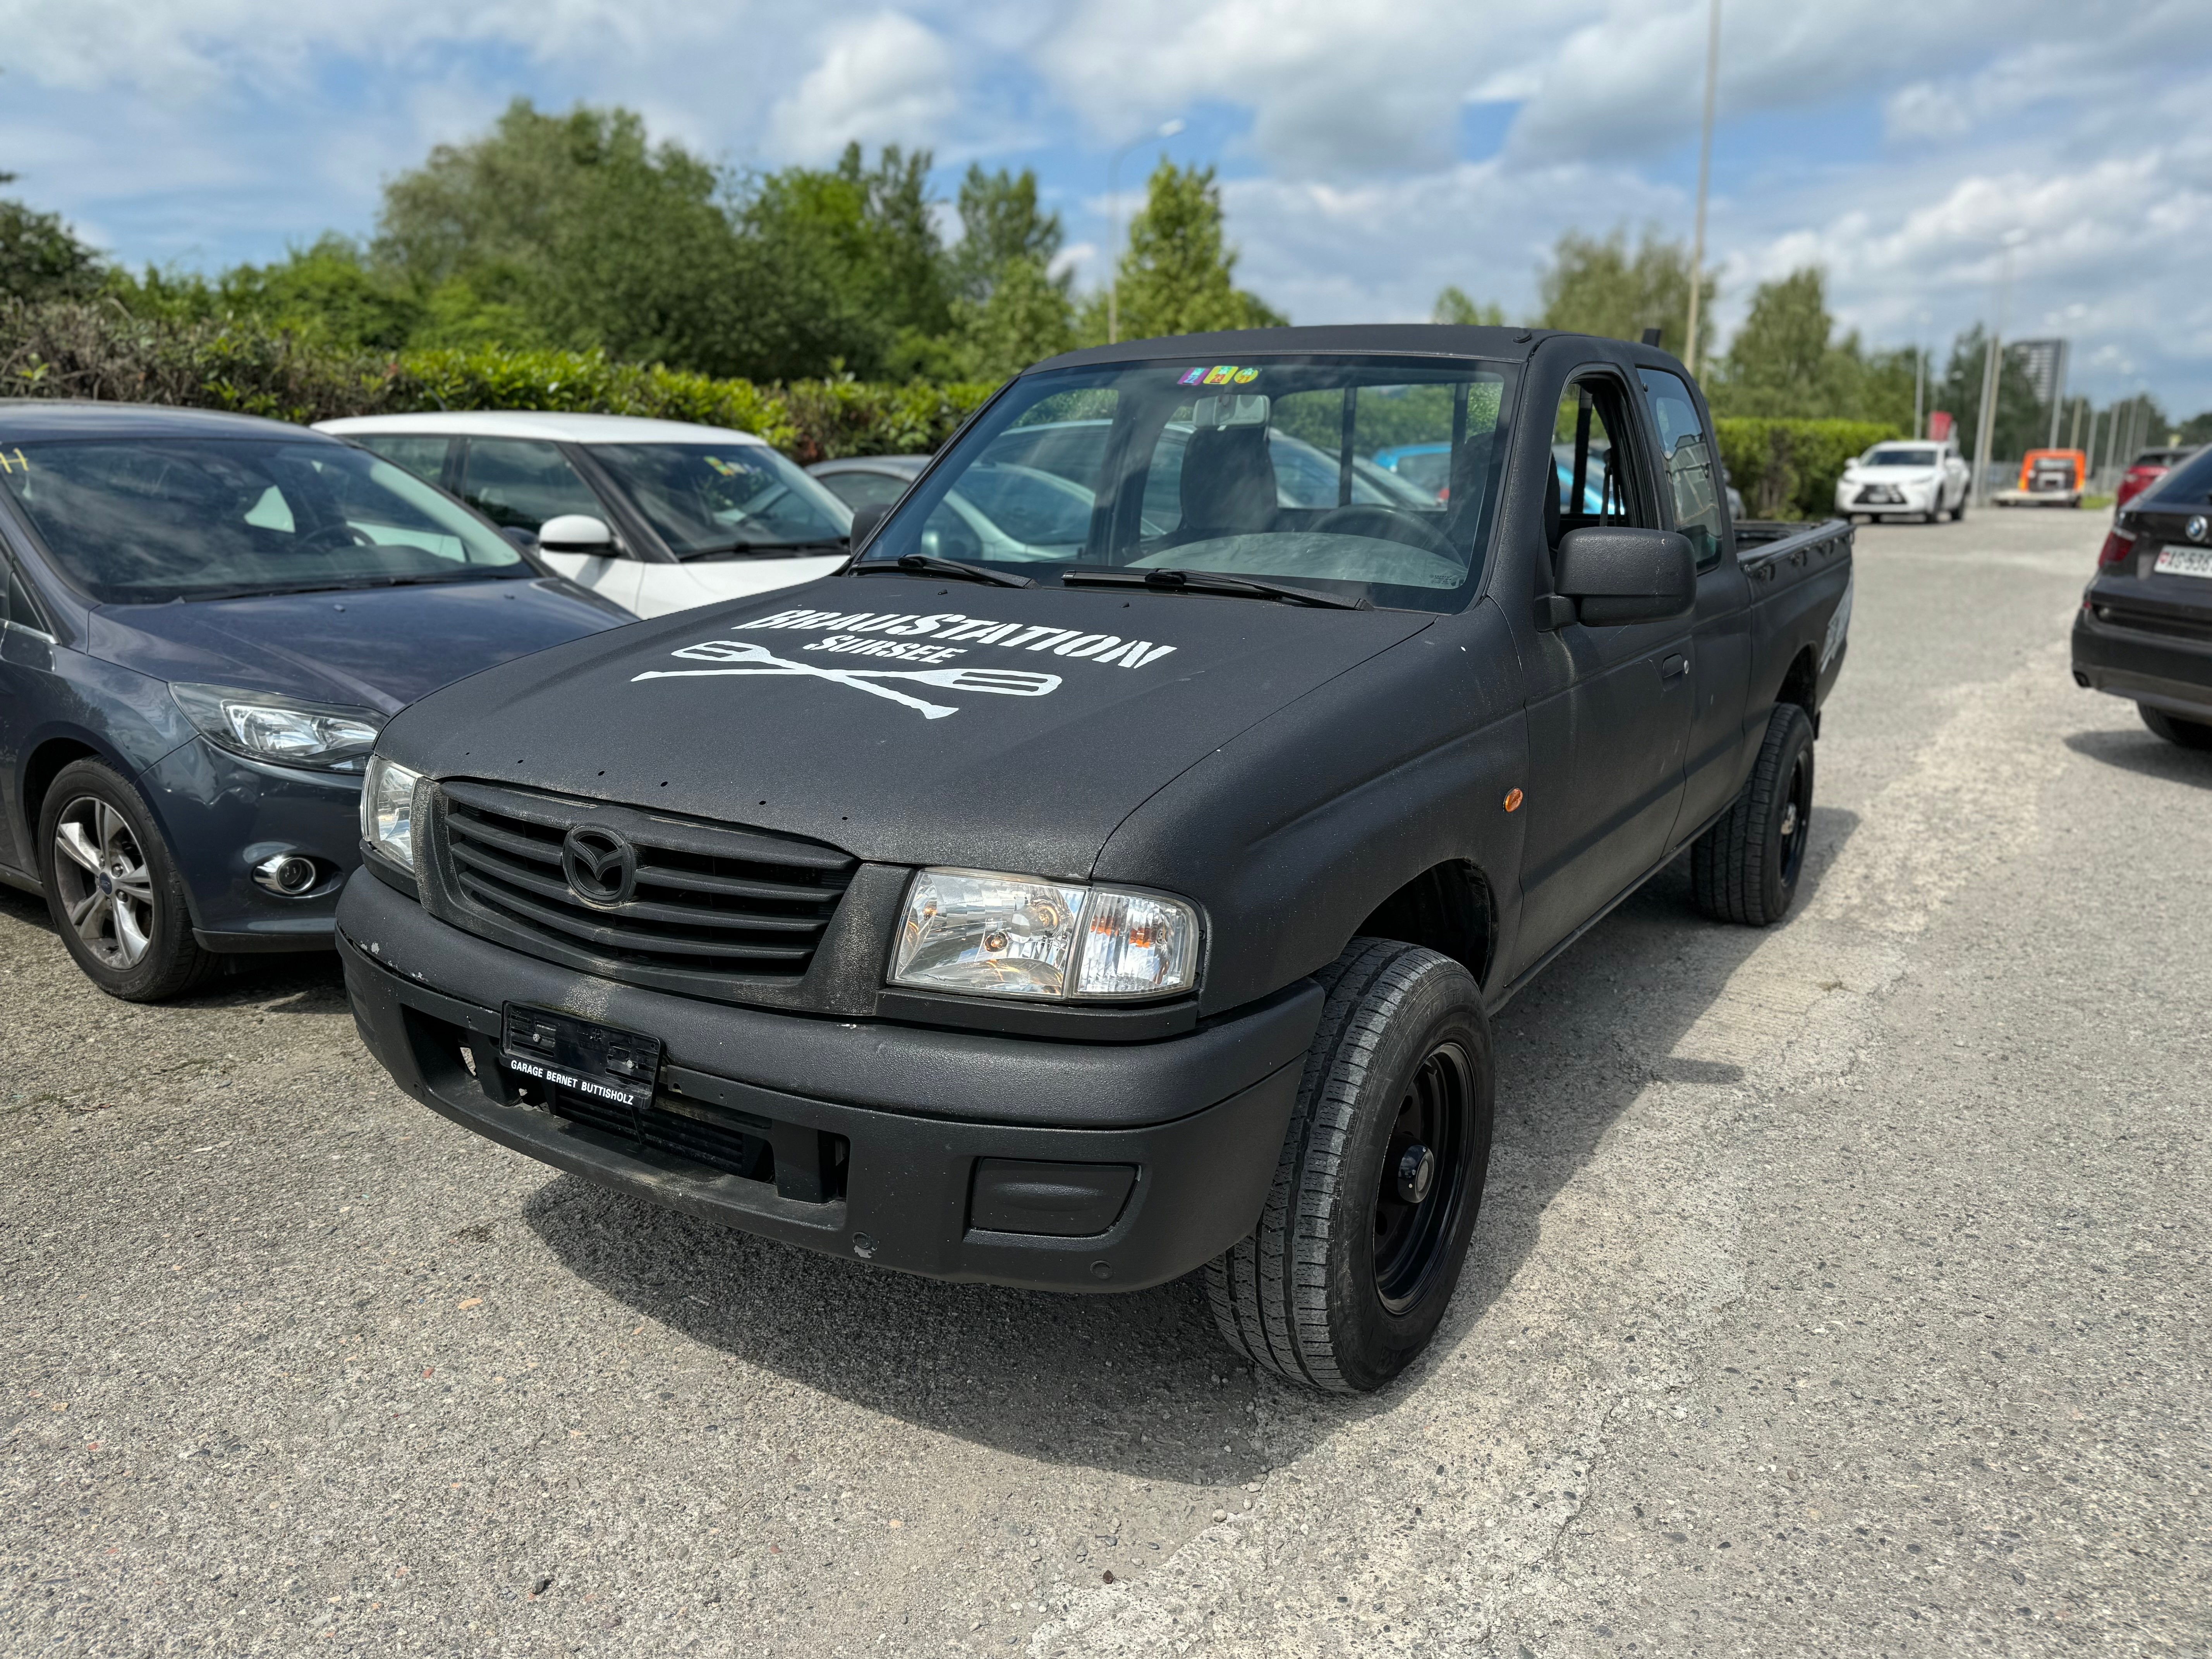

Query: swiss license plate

[2154,544,2212,579]
[500,1004,663,1111]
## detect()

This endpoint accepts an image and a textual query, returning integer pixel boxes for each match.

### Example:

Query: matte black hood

[380,576,1435,878]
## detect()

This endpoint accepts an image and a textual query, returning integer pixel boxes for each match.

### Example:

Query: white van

[315,412,852,617]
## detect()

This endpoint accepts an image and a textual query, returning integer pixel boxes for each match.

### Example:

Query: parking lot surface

[3,508,2205,1657]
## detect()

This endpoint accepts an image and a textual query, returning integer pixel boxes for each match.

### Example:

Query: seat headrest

[1180,425,1278,536]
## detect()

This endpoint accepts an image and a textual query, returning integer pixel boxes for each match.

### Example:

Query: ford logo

[2189,515,2209,544]
[561,824,636,906]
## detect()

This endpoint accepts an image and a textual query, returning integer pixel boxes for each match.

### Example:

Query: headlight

[360,755,423,872]
[891,868,1200,1002]
[170,683,383,772]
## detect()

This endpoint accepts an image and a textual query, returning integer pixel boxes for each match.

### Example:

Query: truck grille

[430,780,855,998]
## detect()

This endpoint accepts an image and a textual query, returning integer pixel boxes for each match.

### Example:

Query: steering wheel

[293,522,377,553]
[1308,503,1453,558]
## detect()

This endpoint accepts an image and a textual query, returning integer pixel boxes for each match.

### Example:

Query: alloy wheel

[51,795,158,970]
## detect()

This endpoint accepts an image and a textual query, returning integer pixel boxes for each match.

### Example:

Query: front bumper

[1837,481,1937,515]
[337,870,1318,1291]
[138,738,362,951]
[2073,598,2212,721]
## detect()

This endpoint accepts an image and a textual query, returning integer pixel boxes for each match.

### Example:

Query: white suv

[315,412,852,617]
[1835,438,1972,524]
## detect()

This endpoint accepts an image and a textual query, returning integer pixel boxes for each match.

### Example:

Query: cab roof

[315,411,772,446]
[1036,323,1556,374]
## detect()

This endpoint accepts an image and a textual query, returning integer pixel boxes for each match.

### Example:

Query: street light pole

[1107,117,1185,346]
[1684,0,1721,377]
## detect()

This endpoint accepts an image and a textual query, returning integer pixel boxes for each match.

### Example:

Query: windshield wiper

[1060,567,1369,610]
[854,553,1036,589]
[678,538,848,561]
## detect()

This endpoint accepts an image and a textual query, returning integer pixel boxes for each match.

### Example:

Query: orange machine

[1996,449,2088,507]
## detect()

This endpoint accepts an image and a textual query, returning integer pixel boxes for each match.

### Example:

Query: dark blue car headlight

[170,684,385,773]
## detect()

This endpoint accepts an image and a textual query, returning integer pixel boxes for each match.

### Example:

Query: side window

[354,434,453,486]
[1547,378,1653,546]
[816,470,910,512]
[457,440,605,537]
[5,561,46,633]
[1638,369,1724,570]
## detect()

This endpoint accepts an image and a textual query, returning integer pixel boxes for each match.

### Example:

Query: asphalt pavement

[2,506,2205,1657]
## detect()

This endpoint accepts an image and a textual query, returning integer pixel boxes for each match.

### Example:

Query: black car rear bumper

[2072,598,2212,720]
[336,869,1318,1292]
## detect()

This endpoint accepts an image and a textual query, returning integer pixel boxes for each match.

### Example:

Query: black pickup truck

[338,326,1853,1392]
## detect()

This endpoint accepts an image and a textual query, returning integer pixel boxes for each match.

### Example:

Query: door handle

[1660,653,1690,680]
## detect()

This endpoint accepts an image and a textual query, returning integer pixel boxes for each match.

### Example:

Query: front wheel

[36,759,220,1001]
[2141,705,2212,750]
[1692,703,1815,926]
[1207,939,1494,1393]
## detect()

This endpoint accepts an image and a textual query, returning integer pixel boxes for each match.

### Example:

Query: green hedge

[0,299,997,463]
[1714,417,1900,520]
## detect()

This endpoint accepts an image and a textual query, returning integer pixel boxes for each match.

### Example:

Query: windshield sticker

[1178,366,1261,386]
[631,609,1178,719]
[0,448,28,473]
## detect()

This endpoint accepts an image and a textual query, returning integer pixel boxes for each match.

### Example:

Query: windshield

[856,356,1514,612]
[0,438,527,605]
[1867,448,1937,467]
[590,442,851,557]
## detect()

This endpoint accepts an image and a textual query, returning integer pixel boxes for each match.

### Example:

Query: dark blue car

[0,403,629,999]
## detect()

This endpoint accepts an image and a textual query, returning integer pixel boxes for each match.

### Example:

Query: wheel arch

[1774,644,1819,721]
[1353,859,1499,992]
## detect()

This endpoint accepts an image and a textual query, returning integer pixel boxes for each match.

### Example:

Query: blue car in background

[0,403,629,1000]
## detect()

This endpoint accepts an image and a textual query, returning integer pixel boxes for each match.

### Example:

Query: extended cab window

[1547,376,1653,548]
[865,362,1513,614]
[1638,369,1725,569]
[458,439,604,536]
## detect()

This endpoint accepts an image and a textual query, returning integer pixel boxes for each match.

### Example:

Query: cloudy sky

[5,0,2210,413]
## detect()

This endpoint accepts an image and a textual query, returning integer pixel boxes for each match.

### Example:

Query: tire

[2140,705,2212,750]
[1206,939,1494,1394]
[1951,493,1968,521]
[1691,703,1815,926]
[36,759,220,1001]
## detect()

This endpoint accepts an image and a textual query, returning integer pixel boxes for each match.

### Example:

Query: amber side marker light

[1503,788,1524,812]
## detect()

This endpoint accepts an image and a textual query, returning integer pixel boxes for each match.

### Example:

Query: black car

[2074,444,2212,748]
[0,402,628,999]
[337,326,1852,1389]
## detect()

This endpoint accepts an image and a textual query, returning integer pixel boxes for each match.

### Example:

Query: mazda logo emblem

[561,825,636,906]
[2189,515,2209,544]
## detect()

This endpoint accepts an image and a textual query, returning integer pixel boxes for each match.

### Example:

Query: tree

[0,183,105,303]
[217,236,423,351]
[1536,226,1712,362]
[1089,160,1285,343]
[373,99,751,374]
[941,165,1074,381]
[2176,409,2212,447]
[1432,287,1504,326]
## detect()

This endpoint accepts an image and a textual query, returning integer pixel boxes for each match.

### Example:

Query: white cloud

[768,12,960,163]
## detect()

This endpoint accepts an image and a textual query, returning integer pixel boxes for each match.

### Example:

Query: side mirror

[536,514,615,554]
[1554,526,1696,626]
[848,501,891,550]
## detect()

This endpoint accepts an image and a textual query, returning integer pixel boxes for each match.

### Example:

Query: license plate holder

[500,1004,663,1113]
[2153,544,2212,579]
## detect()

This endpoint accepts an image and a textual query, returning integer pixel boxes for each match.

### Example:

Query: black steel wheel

[1207,939,1494,1394]
[35,758,220,1001]
[1691,702,1816,926]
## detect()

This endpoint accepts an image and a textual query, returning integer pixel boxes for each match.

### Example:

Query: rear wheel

[1207,939,1493,1393]
[36,759,220,1001]
[2140,705,2212,750]
[1950,491,1968,521]
[1692,704,1815,926]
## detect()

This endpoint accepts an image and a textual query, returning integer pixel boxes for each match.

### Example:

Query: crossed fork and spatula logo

[632,639,1061,720]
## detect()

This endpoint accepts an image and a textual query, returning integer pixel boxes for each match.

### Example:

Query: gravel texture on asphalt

[2,509,2204,1656]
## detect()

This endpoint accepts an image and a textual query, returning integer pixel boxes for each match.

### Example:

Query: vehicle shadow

[2062,726,2212,790]
[527,807,1859,1484]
